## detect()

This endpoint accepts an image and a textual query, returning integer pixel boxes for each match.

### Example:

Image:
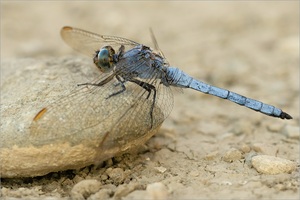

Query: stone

[1,58,164,178]
[251,155,296,175]
[70,179,101,200]
[106,168,125,184]
[146,182,169,200]
[223,148,242,162]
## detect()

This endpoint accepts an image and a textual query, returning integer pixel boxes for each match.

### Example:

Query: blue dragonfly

[30,26,292,160]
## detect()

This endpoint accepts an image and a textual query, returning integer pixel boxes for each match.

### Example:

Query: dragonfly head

[94,46,116,73]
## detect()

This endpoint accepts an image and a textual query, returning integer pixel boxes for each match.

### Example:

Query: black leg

[129,79,156,128]
[106,75,127,99]
[77,73,127,99]
[78,73,157,128]
[77,73,115,87]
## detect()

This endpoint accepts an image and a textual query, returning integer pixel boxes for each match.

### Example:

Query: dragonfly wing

[29,53,173,149]
[61,26,140,56]
[149,28,169,65]
[31,28,174,161]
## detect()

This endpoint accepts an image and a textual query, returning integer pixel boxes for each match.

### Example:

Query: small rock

[89,188,113,200]
[100,174,108,181]
[114,183,141,200]
[124,190,146,200]
[189,170,199,177]
[106,168,125,184]
[251,155,297,175]
[239,143,251,153]
[73,175,85,184]
[104,158,114,167]
[146,182,169,200]
[204,151,219,160]
[281,125,300,140]
[244,151,258,167]
[154,166,167,173]
[222,148,242,162]
[70,179,101,200]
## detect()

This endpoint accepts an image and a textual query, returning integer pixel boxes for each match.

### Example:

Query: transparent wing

[30,46,174,162]
[149,28,169,65]
[60,26,140,56]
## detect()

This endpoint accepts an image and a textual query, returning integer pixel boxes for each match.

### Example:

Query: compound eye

[94,46,115,72]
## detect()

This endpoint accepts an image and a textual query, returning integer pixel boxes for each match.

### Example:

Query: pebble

[244,151,258,167]
[189,170,200,177]
[146,182,169,200]
[89,188,113,200]
[204,151,219,160]
[222,148,242,162]
[105,168,125,184]
[251,155,297,175]
[154,166,167,173]
[70,179,102,200]
[114,183,141,200]
[239,143,251,153]
[100,174,108,181]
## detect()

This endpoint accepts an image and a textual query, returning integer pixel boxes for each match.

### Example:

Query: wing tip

[60,26,73,38]
[62,26,73,31]
[33,108,48,121]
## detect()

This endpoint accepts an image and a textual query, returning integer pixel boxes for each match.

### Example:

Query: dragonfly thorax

[93,46,116,73]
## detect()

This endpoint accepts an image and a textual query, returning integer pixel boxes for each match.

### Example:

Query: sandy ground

[1,1,299,199]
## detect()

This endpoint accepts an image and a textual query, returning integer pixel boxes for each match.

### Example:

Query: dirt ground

[1,1,299,199]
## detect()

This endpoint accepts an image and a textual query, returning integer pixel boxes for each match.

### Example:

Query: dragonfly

[30,26,292,161]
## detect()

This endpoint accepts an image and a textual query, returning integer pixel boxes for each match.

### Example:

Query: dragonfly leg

[77,74,128,99]
[106,75,127,99]
[117,45,125,59]
[77,73,115,87]
[129,79,156,128]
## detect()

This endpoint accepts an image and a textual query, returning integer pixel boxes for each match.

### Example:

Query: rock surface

[1,58,163,178]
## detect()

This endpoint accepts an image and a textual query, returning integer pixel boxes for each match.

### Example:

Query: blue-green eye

[94,46,115,72]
